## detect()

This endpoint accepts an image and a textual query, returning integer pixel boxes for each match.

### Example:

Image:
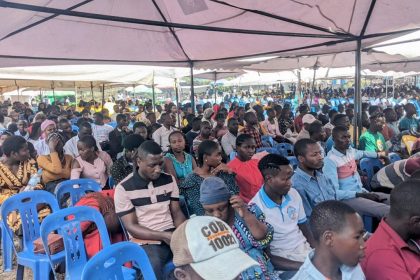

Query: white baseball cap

[302,113,317,124]
[170,216,258,279]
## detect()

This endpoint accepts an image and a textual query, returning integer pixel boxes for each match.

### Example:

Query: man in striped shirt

[115,140,186,279]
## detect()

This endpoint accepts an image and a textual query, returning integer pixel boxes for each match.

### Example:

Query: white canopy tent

[0,0,418,67]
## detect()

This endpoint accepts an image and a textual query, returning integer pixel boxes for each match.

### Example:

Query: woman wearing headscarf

[37,132,73,193]
[33,119,57,156]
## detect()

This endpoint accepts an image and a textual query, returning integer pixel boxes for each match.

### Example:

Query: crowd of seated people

[0,93,419,280]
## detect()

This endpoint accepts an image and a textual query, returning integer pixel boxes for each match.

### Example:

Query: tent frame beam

[0,1,351,39]
[208,0,351,36]
[0,0,94,42]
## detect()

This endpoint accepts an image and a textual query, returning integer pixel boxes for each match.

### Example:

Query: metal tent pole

[190,62,195,114]
[101,84,105,110]
[152,70,156,112]
[51,81,55,103]
[90,82,94,100]
[214,72,217,105]
[175,78,180,128]
[354,40,362,146]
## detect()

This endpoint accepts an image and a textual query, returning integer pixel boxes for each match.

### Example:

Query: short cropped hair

[137,140,162,159]
[258,154,290,179]
[310,200,357,241]
[307,121,323,136]
[235,133,253,147]
[390,179,420,218]
[2,136,27,157]
[123,134,145,151]
[294,138,318,158]
[332,125,349,139]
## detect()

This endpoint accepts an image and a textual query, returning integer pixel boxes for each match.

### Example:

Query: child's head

[310,201,365,267]
[258,154,293,197]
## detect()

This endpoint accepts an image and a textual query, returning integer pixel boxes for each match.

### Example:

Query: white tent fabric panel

[245,51,418,72]
[0,0,419,67]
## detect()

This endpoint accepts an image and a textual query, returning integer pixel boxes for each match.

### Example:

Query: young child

[292,200,366,280]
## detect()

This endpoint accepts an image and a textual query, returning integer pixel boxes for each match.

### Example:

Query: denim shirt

[323,147,377,200]
[292,167,337,217]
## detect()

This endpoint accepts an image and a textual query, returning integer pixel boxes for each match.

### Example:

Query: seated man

[114,140,186,279]
[292,201,366,280]
[170,216,258,280]
[296,114,317,141]
[308,122,327,156]
[323,126,390,219]
[361,179,420,279]
[371,152,420,191]
[359,112,387,152]
[292,139,337,218]
[251,154,315,276]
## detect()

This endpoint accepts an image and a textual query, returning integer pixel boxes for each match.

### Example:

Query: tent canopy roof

[0,0,419,68]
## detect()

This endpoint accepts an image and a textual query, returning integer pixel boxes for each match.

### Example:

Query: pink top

[71,151,112,187]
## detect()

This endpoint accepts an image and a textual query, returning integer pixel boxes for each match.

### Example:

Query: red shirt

[227,156,264,203]
[361,219,420,280]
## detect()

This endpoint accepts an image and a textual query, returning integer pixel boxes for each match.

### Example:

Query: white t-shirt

[92,123,114,143]
[250,187,308,256]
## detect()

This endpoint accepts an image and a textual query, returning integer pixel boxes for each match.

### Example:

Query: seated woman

[164,131,196,184]
[71,135,112,188]
[0,130,13,157]
[33,119,57,156]
[180,140,238,216]
[200,176,277,280]
[75,190,124,258]
[227,134,267,203]
[37,132,73,193]
[0,136,47,231]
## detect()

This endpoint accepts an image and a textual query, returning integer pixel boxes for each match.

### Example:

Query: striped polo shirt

[114,171,179,232]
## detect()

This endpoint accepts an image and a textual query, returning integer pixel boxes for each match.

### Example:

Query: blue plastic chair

[276,143,294,157]
[108,121,117,129]
[261,135,275,147]
[71,124,79,133]
[360,158,384,190]
[388,152,401,163]
[256,147,278,154]
[1,222,13,271]
[287,156,299,170]
[55,179,102,208]
[40,206,112,280]
[0,191,65,280]
[81,241,156,280]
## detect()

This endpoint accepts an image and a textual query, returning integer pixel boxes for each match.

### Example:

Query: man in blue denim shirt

[292,139,336,218]
[323,126,390,219]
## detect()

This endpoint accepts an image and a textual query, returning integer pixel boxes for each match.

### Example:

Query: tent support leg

[101,84,105,110]
[214,72,217,105]
[190,62,195,114]
[354,39,362,147]
[175,78,180,128]
[152,70,156,112]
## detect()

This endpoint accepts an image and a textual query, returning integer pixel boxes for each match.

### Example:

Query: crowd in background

[0,82,419,280]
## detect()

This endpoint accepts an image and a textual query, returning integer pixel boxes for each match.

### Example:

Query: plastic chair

[55,178,102,208]
[256,147,278,154]
[71,124,79,133]
[0,191,65,280]
[229,151,237,161]
[287,156,299,170]
[360,158,384,190]
[388,152,401,163]
[81,241,156,280]
[261,135,275,147]
[40,206,111,280]
[402,135,417,155]
[1,222,13,271]
[276,143,294,157]
[108,121,118,129]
